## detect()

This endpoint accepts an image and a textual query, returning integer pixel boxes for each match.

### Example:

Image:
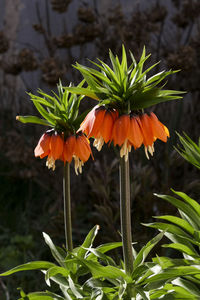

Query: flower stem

[63,162,73,252]
[119,156,134,275]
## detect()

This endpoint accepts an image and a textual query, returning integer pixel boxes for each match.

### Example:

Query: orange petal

[88,107,106,138]
[149,112,169,142]
[139,114,154,146]
[63,135,76,163]
[110,109,119,121]
[128,116,143,149]
[34,132,51,158]
[164,125,170,137]
[49,133,64,160]
[79,106,97,135]
[75,134,92,162]
[100,111,114,143]
[112,115,130,146]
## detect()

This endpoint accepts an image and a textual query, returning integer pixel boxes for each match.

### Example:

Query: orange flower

[35,131,64,171]
[63,133,93,175]
[80,105,169,160]
[35,131,92,173]
[111,112,169,161]
[34,132,51,159]
[79,105,118,151]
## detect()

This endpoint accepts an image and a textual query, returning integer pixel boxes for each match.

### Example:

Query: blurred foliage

[0,0,200,298]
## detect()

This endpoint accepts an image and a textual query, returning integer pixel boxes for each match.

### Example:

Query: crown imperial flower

[79,105,118,151]
[17,81,93,173]
[67,46,184,160]
[35,130,92,173]
[79,108,169,160]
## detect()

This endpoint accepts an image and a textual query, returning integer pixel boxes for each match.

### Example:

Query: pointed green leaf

[77,225,99,259]
[0,261,56,276]
[133,232,164,269]
[65,87,99,100]
[121,45,127,73]
[156,215,194,235]
[144,222,198,251]
[43,233,66,267]
[45,266,70,281]
[18,291,64,300]
[68,276,83,298]
[32,100,56,125]
[162,243,198,257]
[16,115,52,126]
[154,194,200,229]
[172,189,200,217]
[96,59,120,86]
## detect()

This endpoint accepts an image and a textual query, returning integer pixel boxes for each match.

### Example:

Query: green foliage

[0,225,182,299]
[144,133,200,299]
[66,46,184,113]
[176,132,200,170]
[17,81,85,133]
[144,189,200,299]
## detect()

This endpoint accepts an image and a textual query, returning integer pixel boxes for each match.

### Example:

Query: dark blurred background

[0,0,200,298]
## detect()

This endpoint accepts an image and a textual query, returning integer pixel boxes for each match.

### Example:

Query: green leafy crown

[17,81,86,134]
[67,45,185,113]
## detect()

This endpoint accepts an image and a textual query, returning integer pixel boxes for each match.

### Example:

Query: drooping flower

[34,130,64,171]
[17,81,93,174]
[63,132,93,175]
[79,105,118,151]
[111,112,170,161]
[80,107,169,161]
[34,130,92,174]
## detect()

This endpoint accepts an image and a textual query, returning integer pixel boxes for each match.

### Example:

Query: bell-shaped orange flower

[34,132,51,159]
[35,131,92,173]
[139,112,170,159]
[79,105,118,151]
[35,131,64,171]
[63,133,93,175]
[80,105,169,160]
[110,112,170,161]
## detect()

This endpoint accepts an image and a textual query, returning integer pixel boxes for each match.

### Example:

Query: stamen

[144,143,155,160]
[93,137,104,151]
[46,156,56,171]
[73,155,84,175]
[144,146,149,160]
[120,140,129,162]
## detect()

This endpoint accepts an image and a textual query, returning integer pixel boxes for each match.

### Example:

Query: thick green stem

[119,156,134,275]
[63,163,73,252]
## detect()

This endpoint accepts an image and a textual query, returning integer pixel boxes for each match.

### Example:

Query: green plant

[144,133,200,299]
[1,224,176,299]
[0,47,185,299]
[176,132,200,170]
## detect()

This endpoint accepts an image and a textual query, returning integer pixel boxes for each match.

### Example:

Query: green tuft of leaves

[175,132,200,170]
[66,45,185,113]
[16,81,86,134]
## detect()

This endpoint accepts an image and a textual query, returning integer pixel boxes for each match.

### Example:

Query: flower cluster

[34,130,92,174]
[79,105,169,161]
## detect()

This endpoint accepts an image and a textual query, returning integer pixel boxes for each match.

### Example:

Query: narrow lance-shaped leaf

[162,242,199,257]
[154,194,200,229]
[43,233,66,268]
[32,100,56,125]
[133,232,164,269]
[65,87,100,100]
[171,189,200,218]
[16,115,52,126]
[0,261,56,277]
[18,290,65,300]
[77,225,100,259]
[156,215,194,235]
